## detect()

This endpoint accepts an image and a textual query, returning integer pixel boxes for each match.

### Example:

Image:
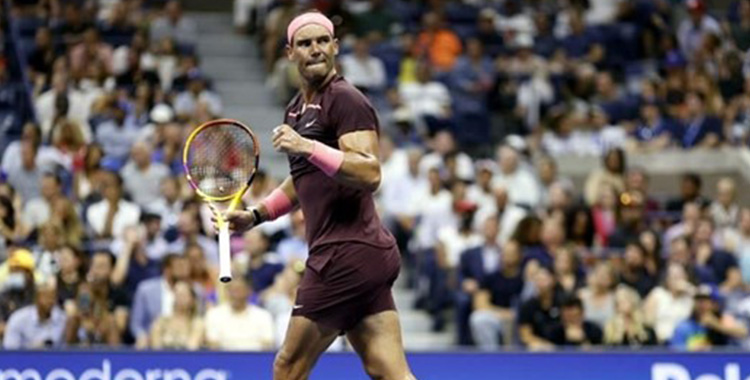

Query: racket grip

[218,224,232,283]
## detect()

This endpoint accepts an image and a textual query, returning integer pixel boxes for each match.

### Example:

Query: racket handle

[218,224,232,283]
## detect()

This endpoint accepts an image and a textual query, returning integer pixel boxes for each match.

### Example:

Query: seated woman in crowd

[604,285,657,346]
[149,281,204,350]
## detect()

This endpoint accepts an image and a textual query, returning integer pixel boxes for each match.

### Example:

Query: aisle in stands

[2,0,750,352]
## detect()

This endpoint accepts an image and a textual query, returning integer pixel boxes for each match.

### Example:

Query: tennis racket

[183,118,260,283]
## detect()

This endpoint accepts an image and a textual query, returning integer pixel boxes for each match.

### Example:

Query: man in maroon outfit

[223,11,416,380]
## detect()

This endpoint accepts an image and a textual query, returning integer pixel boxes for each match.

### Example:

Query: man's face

[287,25,338,85]
[88,253,113,283]
[40,176,59,200]
[36,286,57,315]
[169,258,191,282]
[228,280,250,310]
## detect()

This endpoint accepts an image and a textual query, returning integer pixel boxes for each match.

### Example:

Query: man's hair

[682,172,702,189]
[162,253,185,273]
[562,295,584,310]
[93,250,117,267]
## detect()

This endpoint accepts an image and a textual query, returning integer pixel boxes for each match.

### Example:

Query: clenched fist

[272,124,314,156]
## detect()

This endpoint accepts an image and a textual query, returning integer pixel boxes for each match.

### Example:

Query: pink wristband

[308,141,344,177]
[261,189,293,220]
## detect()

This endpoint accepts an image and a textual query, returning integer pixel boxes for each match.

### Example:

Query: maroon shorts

[292,241,401,332]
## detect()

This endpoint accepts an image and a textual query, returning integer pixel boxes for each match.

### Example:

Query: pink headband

[287,12,334,44]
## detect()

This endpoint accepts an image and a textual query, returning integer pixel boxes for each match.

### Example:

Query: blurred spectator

[682,92,723,148]
[413,12,462,71]
[205,277,274,350]
[174,75,222,119]
[130,254,196,348]
[518,266,562,350]
[411,167,453,253]
[628,101,678,152]
[3,280,65,349]
[492,145,541,208]
[28,27,58,82]
[604,285,657,346]
[185,244,216,302]
[86,171,140,240]
[554,246,583,296]
[664,202,703,247]
[608,190,647,249]
[260,263,304,348]
[666,173,709,213]
[418,131,473,181]
[64,281,121,346]
[0,249,37,331]
[277,210,309,265]
[33,224,66,279]
[353,0,398,41]
[54,246,86,310]
[730,0,750,51]
[692,218,742,293]
[150,0,198,48]
[121,141,171,207]
[73,144,106,202]
[549,296,603,347]
[467,160,496,214]
[677,0,720,60]
[644,263,695,343]
[87,251,130,339]
[340,38,387,94]
[449,38,495,148]
[591,184,618,247]
[110,222,165,296]
[20,173,62,235]
[723,208,750,285]
[69,27,114,75]
[149,281,204,350]
[579,262,616,328]
[469,239,524,349]
[146,177,183,231]
[671,285,747,350]
[398,63,452,133]
[168,209,217,264]
[5,141,45,204]
[560,10,605,65]
[0,196,17,253]
[565,206,595,249]
[476,8,504,58]
[95,101,140,169]
[262,0,298,72]
[239,229,284,294]
[584,148,626,206]
[709,177,739,232]
[619,241,659,298]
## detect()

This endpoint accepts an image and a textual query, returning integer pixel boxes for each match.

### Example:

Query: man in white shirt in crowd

[121,141,171,207]
[398,62,452,128]
[3,280,66,349]
[418,131,474,181]
[146,176,184,232]
[412,166,455,252]
[340,37,387,94]
[475,185,527,245]
[5,141,45,205]
[21,173,62,234]
[86,170,141,240]
[205,277,274,350]
[149,0,198,47]
[492,144,541,208]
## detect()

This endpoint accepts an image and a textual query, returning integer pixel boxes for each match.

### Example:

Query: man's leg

[274,316,340,380]
[346,310,416,380]
[469,309,503,351]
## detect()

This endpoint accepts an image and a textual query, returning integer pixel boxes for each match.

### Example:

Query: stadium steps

[194,12,290,177]
[393,274,456,350]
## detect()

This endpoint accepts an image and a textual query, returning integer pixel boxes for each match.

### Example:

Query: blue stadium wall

[1,351,749,380]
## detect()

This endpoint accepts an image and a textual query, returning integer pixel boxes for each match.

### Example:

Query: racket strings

[187,123,257,199]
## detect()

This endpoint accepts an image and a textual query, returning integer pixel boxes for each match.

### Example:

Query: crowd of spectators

[2,0,750,353]
[254,0,750,351]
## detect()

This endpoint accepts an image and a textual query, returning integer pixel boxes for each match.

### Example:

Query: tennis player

[223,11,416,380]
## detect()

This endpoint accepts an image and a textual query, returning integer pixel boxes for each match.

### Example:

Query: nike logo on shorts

[304,119,317,129]
[293,305,303,310]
